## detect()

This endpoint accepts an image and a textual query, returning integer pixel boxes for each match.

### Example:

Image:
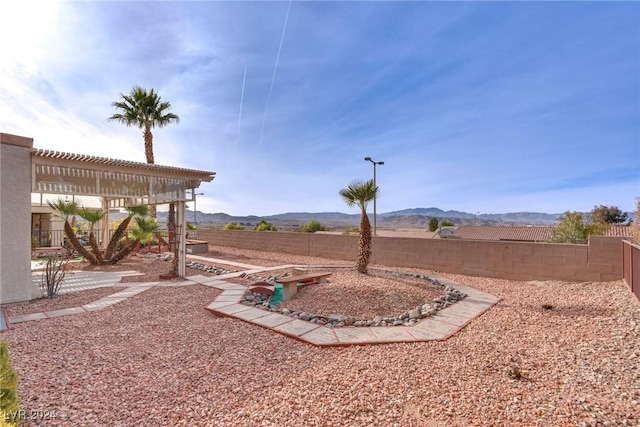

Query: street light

[189,191,204,225]
[364,156,384,236]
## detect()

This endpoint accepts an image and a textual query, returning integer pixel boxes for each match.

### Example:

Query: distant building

[437,225,631,242]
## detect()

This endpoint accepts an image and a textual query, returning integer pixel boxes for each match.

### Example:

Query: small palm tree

[339,179,379,273]
[103,205,149,261]
[76,207,106,264]
[47,198,98,264]
[129,217,160,251]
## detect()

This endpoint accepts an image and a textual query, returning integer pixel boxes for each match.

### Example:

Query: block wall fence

[197,229,623,282]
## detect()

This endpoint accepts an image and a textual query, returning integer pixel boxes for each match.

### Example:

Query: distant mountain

[382,208,561,225]
[154,207,563,228]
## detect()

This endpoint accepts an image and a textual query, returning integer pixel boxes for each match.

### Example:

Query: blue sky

[1,1,638,216]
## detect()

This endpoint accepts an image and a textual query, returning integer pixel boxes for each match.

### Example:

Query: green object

[0,340,21,426]
[270,284,283,306]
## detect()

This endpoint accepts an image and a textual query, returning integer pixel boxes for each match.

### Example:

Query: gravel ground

[2,245,639,426]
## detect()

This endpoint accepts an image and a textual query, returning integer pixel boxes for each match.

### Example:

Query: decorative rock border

[239,270,467,328]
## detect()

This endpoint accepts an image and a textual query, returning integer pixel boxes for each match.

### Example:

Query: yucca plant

[339,179,378,274]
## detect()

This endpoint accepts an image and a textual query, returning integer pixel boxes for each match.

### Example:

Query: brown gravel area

[278,269,442,318]
[2,245,639,426]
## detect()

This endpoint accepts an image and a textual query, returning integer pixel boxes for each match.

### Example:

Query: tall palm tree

[108,86,180,219]
[107,86,179,164]
[339,179,379,274]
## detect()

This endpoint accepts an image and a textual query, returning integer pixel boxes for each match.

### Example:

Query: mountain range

[156,207,563,228]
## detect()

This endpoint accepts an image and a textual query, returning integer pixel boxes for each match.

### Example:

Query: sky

[1,1,639,216]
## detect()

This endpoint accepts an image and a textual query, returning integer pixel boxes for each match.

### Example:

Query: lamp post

[189,192,204,226]
[364,157,384,236]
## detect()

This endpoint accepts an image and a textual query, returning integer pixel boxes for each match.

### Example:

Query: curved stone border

[201,273,501,347]
[240,272,467,327]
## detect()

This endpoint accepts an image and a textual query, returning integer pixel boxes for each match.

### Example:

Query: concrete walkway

[4,259,500,346]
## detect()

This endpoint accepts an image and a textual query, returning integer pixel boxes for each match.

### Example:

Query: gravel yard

[2,245,639,426]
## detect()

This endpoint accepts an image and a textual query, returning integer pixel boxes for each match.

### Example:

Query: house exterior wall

[198,229,622,282]
[0,133,35,304]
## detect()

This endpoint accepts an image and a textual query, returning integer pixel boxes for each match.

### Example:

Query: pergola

[0,133,215,304]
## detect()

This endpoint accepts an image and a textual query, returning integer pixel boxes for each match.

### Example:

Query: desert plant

[223,222,244,230]
[440,219,455,227]
[129,217,160,250]
[548,211,608,244]
[339,179,378,274]
[255,220,277,232]
[342,227,360,235]
[0,340,20,427]
[39,257,70,298]
[103,205,149,261]
[428,217,439,232]
[76,207,106,264]
[47,198,98,264]
[302,220,328,233]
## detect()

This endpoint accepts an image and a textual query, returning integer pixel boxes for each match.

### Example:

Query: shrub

[428,217,439,232]
[0,340,20,427]
[255,220,277,232]
[440,219,455,227]
[40,257,71,298]
[342,227,359,235]
[302,220,328,233]
[223,222,244,230]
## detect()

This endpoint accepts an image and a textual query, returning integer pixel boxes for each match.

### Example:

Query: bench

[276,272,332,301]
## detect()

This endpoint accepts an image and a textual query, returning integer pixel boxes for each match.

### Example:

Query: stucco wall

[0,133,35,304]
[198,229,622,282]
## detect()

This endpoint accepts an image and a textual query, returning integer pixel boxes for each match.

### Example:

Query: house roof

[451,226,553,241]
[446,224,631,242]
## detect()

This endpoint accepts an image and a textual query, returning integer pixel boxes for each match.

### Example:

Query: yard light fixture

[364,157,384,236]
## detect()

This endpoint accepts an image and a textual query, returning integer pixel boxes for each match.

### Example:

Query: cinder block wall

[198,229,622,282]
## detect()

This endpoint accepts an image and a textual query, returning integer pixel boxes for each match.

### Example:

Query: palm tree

[76,207,106,264]
[103,205,149,261]
[107,86,179,164]
[47,198,98,264]
[107,86,180,219]
[339,179,379,273]
[128,217,160,251]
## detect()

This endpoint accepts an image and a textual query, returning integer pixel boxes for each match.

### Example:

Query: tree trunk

[104,215,134,261]
[64,221,98,264]
[356,210,372,274]
[89,231,104,264]
[108,240,139,265]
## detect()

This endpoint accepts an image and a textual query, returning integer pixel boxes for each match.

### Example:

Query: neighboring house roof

[449,226,553,242]
[443,225,631,242]
[607,225,632,237]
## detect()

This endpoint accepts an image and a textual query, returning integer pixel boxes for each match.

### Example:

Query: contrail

[259,0,292,145]
[237,65,247,137]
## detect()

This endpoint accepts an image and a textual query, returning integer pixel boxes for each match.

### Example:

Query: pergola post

[177,199,187,277]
